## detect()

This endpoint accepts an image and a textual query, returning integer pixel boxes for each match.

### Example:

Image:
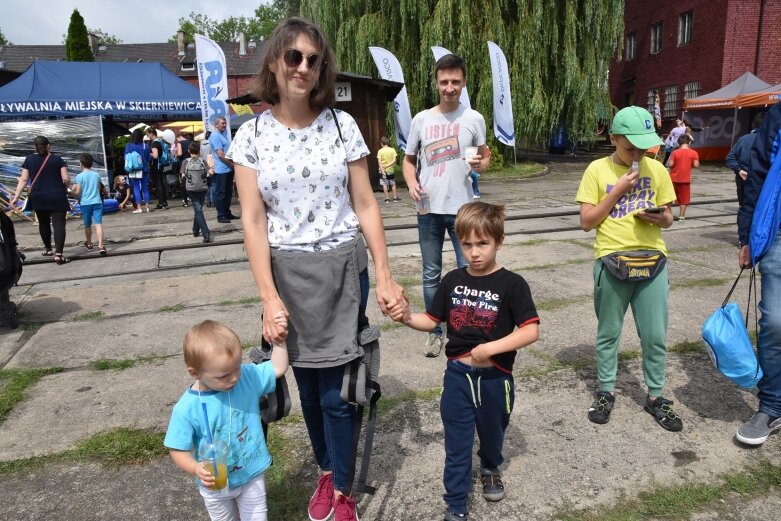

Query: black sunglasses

[283,48,321,69]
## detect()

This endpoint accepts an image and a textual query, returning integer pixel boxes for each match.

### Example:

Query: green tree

[65,9,93,61]
[89,28,122,45]
[300,0,624,148]
[273,0,301,17]
[171,7,284,43]
[0,27,9,46]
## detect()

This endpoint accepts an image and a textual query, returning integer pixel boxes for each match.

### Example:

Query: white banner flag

[487,41,515,146]
[196,34,231,139]
[430,46,471,109]
[369,46,412,149]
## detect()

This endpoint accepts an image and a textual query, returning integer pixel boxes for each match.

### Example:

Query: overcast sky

[2,0,271,45]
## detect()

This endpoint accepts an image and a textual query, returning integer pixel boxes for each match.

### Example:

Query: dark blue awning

[0,61,201,119]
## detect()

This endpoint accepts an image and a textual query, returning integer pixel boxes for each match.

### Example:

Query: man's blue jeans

[758,229,781,418]
[213,171,234,219]
[418,213,468,336]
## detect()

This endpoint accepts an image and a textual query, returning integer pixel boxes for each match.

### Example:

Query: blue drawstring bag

[701,269,762,389]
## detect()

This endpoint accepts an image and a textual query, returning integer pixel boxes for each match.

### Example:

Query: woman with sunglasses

[228,17,407,521]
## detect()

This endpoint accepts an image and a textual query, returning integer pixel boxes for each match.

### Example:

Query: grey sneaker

[480,467,505,501]
[424,333,443,357]
[736,412,781,446]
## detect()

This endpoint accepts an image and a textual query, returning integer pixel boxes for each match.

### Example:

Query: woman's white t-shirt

[228,108,370,252]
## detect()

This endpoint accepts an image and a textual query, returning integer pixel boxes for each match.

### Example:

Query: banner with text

[487,41,515,147]
[369,46,412,150]
[430,46,471,109]
[196,34,231,139]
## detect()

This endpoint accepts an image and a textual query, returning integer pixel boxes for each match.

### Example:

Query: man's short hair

[455,202,505,244]
[677,134,692,146]
[79,152,94,168]
[188,141,201,155]
[435,53,466,78]
[183,320,242,371]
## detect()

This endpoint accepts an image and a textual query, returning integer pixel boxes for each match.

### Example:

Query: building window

[181,63,195,71]
[647,90,657,113]
[684,81,700,99]
[625,32,637,61]
[651,22,663,54]
[663,85,679,118]
[678,11,693,46]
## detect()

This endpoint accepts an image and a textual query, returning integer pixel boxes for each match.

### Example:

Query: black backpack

[183,158,208,192]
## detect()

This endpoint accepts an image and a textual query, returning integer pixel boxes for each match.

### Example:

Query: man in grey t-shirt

[402,53,489,357]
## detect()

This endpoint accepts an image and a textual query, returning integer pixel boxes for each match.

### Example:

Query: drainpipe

[754,0,765,75]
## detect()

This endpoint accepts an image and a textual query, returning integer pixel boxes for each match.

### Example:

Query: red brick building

[609,0,781,124]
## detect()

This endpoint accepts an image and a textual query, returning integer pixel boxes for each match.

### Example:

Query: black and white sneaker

[588,391,615,424]
[644,396,683,432]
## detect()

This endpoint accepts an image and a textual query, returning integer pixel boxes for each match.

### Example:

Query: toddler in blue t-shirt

[164,318,288,521]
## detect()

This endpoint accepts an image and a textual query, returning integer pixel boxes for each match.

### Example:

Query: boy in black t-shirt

[400,202,540,521]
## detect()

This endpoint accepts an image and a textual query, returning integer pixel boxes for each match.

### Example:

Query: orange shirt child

[668,144,699,183]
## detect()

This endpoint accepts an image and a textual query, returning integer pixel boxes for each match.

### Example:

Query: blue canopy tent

[0,61,201,120]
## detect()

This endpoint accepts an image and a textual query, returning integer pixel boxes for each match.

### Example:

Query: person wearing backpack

[124,129,151,213]
[176,132,193,208]
[146,127,170,210]
[737,101,781,446]
[181,141,213,243]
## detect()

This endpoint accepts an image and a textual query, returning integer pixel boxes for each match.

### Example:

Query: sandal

[84,242,94,251]
[54,254,70,265]
[99,245,107,257]
[41,250,54,257]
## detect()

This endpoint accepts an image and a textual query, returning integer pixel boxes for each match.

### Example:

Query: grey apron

[270,234,368,368]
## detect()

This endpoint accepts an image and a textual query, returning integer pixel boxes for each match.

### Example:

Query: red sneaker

[334,494,360,521]
[308,473,334,521]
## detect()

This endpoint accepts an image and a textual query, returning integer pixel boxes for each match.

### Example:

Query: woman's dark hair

[130,128,144,145]
[435,54,466,79]
[34,135,50,155]
[251,17,336,112]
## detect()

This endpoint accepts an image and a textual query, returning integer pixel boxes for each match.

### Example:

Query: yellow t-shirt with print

[377,145,397,174]
[575,156,676,258]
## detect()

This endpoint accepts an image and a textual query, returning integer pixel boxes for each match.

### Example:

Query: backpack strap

[329,107,345,144]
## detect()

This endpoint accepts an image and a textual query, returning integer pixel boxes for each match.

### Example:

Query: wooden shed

[228,71,403,190]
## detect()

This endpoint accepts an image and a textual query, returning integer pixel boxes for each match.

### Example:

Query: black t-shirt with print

[427,267,539,372]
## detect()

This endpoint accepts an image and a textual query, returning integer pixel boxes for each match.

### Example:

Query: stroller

[165,165,184,200]
[0,212,24,328]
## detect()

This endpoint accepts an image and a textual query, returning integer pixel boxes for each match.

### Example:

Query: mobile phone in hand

[643,206,665,214]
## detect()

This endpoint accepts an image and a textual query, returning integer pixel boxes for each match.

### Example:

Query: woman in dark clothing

[10,135,71,264]
[145,127,169,210]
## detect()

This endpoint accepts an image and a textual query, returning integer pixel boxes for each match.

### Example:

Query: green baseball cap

[610,106,664,149]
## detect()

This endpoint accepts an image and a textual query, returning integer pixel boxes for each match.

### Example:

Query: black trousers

[35,210,66,254]
[151,165,168,207]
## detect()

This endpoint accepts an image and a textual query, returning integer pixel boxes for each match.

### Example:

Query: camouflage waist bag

[601,250,666,281]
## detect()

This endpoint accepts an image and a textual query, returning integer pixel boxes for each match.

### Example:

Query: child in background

[71,153,108,256]
[165,318,288,521]
[399,202,540,521]
[113,174,134,210]
[181,141,213,243]
[376,136,399,203]
[667,134,700,221]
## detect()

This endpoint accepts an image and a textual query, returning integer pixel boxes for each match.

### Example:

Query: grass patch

[377,387,443,415]
[669,340,705,355]
[0,367,64,424]
[671,277,731,289]
[482,161,544,179]
[217,296,261,306]
[0,427,167,475]
[536,296,591,312]
[23,322,42,332]
[159,303,186,313]
[265,425,310,519]
[380,321,405,332]
[515,258,591,272]
[73,310,105,321]
[558,462,781,521]
[505,238,552,248]
[89,355,171,371]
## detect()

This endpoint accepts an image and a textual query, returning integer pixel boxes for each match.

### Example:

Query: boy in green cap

[576,106,683,432]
